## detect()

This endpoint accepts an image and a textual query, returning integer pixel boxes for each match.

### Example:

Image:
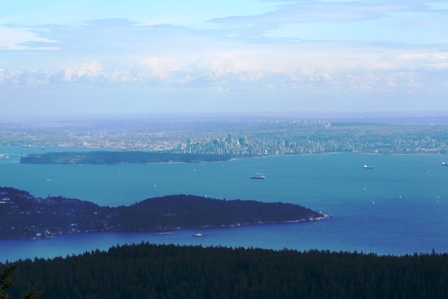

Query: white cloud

[210,1,433,25]
[0,26,57,50]
[60,61,105,81]
[140,57,187,80]
[423,63,448,70]
[1,0,447,115]
[399,52,448,60]
[1,54,446,96]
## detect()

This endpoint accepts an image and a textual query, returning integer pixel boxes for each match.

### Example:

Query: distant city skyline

[1,0,447,117]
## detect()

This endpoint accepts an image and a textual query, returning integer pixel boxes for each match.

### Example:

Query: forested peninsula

[0,187,327,240]
[20,151,232,164]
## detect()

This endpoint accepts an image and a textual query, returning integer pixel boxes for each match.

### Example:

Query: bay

[1,146,448,262]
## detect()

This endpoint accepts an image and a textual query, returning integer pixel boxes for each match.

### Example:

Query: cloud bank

[0,0,447,115]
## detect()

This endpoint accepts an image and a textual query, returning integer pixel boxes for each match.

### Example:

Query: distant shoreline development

[2,116,448,157]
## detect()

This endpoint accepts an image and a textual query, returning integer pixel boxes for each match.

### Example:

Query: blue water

[1,146,448,262]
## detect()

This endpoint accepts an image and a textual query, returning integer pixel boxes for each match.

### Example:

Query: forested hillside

[3,243,448,299]
[0,187,325,240]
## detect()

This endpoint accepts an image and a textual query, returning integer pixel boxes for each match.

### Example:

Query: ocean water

[1,146,448,262]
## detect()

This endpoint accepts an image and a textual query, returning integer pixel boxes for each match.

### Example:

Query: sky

[0,0,447,117]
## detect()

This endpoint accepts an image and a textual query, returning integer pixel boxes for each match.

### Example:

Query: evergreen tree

[0,263,41,299]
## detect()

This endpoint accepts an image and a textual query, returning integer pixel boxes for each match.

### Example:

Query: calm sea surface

[1,146,448,262]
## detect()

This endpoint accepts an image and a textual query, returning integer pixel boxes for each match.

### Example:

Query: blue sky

[1,0,447,117]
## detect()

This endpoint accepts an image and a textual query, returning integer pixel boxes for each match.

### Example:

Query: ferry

[250,175,265,180]
[363,165,374,169]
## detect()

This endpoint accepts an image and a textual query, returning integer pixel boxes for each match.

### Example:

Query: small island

[0,187,328,240]
[20,151,232,164]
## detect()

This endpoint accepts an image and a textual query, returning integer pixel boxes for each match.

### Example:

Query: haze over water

[1,146,448,262]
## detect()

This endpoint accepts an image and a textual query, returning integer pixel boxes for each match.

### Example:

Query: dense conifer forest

[2,243,448,299]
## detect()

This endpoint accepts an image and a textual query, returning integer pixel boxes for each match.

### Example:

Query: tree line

[2,243,448,299]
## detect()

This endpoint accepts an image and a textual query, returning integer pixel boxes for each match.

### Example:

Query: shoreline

[2,144,447,166]
[1,214,331,241]
[17,151,447,166]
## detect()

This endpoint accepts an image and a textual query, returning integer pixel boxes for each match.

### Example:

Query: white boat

[192,233,203,237]
[363,165,374,169]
